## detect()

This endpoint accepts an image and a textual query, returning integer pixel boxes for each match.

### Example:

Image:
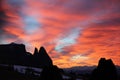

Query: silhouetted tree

[39,65,63,80]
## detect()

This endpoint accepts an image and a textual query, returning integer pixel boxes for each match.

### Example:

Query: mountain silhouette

[0,43,53,67]
[90,58,118,80]
[39,65,63,80]
[33,46,53,67]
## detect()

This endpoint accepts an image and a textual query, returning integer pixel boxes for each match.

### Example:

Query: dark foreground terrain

[0,43,120,80]
[0,64,120,80]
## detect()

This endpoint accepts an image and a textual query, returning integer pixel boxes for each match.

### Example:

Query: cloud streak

[54,28,81,53]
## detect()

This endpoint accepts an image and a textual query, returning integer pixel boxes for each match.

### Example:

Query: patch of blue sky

[23,16,40,34]
[55,28,81,53]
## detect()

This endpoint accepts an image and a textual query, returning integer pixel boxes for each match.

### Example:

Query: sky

[0,0,120,68]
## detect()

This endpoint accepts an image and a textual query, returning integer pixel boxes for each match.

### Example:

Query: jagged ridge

[90,58,118,80]
[0,43,53,67]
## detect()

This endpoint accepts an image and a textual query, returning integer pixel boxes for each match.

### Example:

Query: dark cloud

[0,0,8,40]
[0,2,19,43]
[97,18,120,26]
[7,0,25,6]
[0,32,18,43]
[0,0,7,27]
[5,0,25,15]
[50,0,120,15]
[0,28,18,38]
[0,0,23,43]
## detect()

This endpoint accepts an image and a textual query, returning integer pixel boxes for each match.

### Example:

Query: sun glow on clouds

[70,54,89,62]
[0,0,120,68]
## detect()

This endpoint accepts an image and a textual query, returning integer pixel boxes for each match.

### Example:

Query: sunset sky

[0,0,120,68]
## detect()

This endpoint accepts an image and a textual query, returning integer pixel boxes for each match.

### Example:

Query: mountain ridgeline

[0,43,119,80]
[90,58,118,80]
[0,43,53,67]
